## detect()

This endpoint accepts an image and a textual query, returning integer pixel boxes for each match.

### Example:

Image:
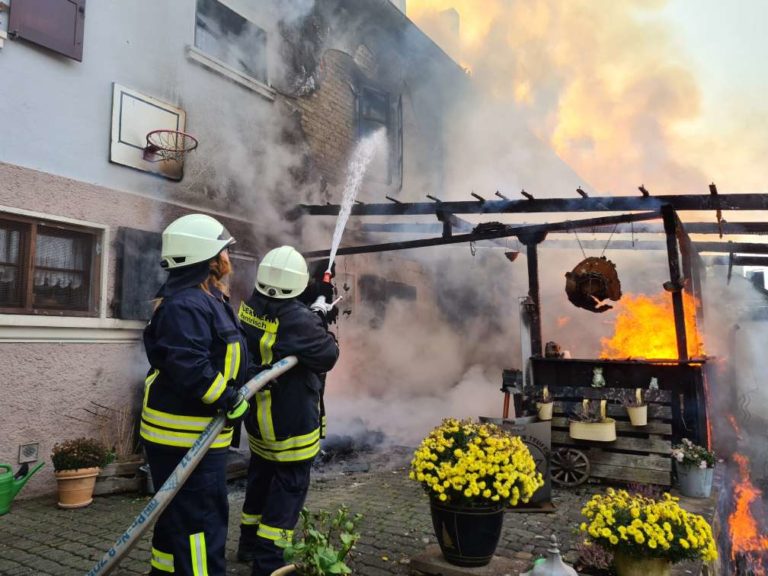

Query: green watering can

[0,461,45,515]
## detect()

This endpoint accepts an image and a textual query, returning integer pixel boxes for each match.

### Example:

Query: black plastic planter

[429,500,505,567]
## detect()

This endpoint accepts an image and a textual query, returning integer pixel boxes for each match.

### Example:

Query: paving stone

[0,457,715,576]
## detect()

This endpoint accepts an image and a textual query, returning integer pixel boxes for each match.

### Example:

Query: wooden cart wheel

[551,448,590,487]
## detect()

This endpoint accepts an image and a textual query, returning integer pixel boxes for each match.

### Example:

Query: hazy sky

[660,0,768,190]
[407,0,768,195]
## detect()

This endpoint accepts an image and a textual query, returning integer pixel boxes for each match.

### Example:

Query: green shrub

[276,506,362,576]
[51,437,112,471]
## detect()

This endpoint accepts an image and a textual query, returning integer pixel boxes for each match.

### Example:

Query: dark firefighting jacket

[238,291,339,462]
[141,266,249,451]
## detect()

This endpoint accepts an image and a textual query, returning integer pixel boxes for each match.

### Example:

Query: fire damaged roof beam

[299,193,768,216]
[361,220,768,236]
[709,254,768,266]
[304,211,660,259]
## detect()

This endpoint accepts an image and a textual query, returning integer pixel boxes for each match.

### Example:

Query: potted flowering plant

[409,418,544,567]
[623,388,648,427]
[569,399,616,442]
[273,506,362,576]
[51,437,112,508]
[579,488,718,576]
[671,438,716,498]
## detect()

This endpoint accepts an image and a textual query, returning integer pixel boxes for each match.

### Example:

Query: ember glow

[727,454,768,573]
[600,292,703,360]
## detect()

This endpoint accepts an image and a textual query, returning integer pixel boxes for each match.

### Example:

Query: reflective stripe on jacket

[142,285,249,450]
[239,292,338,462]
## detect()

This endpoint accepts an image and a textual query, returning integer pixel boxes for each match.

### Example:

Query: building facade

[0,0,466,496]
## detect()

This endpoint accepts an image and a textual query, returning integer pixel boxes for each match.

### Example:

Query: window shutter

[8,0,86,61]
[115,228,165,321]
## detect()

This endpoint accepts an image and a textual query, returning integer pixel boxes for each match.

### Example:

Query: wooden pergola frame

[298,190,768,361]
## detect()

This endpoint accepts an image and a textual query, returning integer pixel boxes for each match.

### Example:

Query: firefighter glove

[316,281,334,302]
[310,295,336,317]
[225,396,249,424]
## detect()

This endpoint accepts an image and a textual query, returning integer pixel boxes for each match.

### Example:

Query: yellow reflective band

[201,373,226,405]
[151,547,175,573]
[144,369,159,407]
[255,390,276,441]
[257,523,292,542]
[234,342,241,379]
[248,438,320,463]
[259,330,276,365]
[142,406,213,432]
[140,421,232,449]
[241,512,262,526]
[239,302,279,333]
[249,428,320,451]
[189,532,208,576]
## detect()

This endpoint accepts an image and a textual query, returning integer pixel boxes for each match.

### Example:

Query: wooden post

[519,231,548,358]
[662,205,688,361]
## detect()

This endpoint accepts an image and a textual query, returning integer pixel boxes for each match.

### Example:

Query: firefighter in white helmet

[142,214,250,576]
[236,246,339,576]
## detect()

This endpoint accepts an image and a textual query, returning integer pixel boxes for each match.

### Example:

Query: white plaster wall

[0,0,277,210]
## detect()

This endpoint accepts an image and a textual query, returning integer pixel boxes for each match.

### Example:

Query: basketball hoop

[143,129,199,163]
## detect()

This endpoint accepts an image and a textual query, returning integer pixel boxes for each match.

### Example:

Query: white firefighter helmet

[161,214,235,269]
[255,246,309,299]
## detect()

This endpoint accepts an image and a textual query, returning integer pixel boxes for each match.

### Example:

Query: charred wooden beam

[519,231,548,358]
[299,193,768,217]
[361,220,768,236]
[662,205,689,361]
[304,211,660,258]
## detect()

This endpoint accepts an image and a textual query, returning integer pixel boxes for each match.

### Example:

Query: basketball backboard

[110,83,189,181]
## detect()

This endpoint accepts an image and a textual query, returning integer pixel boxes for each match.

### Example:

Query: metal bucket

[676,464,713,498]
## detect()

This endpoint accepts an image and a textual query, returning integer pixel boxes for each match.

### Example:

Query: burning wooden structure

[299,188,768,485]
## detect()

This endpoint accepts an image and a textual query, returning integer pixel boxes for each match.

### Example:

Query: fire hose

[86,355,299,576]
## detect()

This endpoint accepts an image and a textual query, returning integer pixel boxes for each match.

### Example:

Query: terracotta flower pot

[569,419,617,442]
[536,401,553,421]
[613,552,671,576]
[626,405,648,426]
[270,565,296,576]
[54,467,100,509]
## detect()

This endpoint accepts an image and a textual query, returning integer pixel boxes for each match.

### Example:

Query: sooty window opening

[357,85,403,187]
[195,0,268,85]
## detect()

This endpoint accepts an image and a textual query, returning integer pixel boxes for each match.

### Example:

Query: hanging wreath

[564,256,622,313]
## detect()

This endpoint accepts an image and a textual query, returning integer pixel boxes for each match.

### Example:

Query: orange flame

[727,414,743,440]
[600,292,703,360]
[728,454,768,568]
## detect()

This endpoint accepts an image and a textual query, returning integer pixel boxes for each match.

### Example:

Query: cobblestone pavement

[0,451,715,576]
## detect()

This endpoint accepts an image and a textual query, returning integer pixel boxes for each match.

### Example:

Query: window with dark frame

[357,85,403,187]
[194,0,268,85]
[0,215,100,316]
[8,0,86,62]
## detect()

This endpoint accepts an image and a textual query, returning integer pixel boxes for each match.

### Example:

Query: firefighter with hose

[236,246,340,576]
[141,214,250,575]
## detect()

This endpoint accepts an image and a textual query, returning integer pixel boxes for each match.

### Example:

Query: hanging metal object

[564,256,622,313]
[520,534,579,576]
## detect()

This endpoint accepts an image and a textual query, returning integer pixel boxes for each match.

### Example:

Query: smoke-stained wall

[0,0,474,495]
